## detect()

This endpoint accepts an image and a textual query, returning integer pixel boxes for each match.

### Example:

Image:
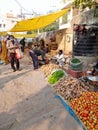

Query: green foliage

[73,0,98,9]
[62,13,68,24]
[27,31,32,34]
[27,30,38,34]
[39,20,59,33]
[48,70,65,84]
[72,0,98,17]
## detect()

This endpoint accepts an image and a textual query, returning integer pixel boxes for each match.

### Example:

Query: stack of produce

[48,69,66,84]
[70,92,98,130]
[53,76,90,101]
[39,63,59,77]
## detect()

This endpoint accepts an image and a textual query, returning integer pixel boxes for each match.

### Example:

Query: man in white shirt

[53,50,65,67]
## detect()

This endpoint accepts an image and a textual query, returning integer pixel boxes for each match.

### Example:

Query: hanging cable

[13,0,32,14]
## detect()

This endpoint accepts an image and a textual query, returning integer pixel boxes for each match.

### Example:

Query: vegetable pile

[70,58,83,71]
[53,76,90,101]
[71,58,81,64]
[48,70,65,84]
[39,63,59,77]
[42,61,98,130]
[70,92,98,130]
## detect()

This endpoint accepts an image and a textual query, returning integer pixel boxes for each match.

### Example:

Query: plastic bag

[15,48,24,59]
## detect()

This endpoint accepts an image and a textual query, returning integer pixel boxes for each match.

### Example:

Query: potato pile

[39,63,59,77]
[53,76,91,101]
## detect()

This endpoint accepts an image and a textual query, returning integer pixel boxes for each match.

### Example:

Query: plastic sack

[15,48,24,59]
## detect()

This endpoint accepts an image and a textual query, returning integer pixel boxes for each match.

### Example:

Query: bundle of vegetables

[71,58,81,64]
[70,58,83,71]
[40,63,59,77]
[48,70,66,84]
[53,76,90,101]
[70,92,98,130]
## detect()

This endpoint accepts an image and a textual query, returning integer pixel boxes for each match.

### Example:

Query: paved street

[0,57,83,130]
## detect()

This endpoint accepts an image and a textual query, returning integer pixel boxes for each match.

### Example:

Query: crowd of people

[0,34,98,75]
[0,34,67,72]
[28,39,67,69]
[28,38,55,69]
[0,35,51,71]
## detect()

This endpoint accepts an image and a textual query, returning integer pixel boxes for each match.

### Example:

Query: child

[29,46,39,70]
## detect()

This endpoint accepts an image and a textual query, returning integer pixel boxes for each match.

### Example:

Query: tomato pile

[70,92,98,130]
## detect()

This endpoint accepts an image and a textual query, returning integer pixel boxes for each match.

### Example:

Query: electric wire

[13,0,32,14]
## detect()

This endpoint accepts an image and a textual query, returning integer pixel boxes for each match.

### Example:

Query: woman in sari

[0,37,8,64]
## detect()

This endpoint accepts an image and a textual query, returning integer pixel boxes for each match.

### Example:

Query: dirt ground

[0,55,83,130]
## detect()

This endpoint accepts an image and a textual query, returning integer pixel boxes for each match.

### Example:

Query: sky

[0,0,61,15]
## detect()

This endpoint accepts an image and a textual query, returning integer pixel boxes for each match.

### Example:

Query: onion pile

[39,63,59,77]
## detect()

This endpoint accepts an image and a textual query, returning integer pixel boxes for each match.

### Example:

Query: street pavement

[0,57,83,130]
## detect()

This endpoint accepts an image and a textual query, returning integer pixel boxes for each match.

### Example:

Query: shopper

[6,35,20,72]
[33,44,45,61]
[29,46,39,70]
[20,37,26,53]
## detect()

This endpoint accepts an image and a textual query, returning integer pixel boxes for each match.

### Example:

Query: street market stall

[40,58,98,130]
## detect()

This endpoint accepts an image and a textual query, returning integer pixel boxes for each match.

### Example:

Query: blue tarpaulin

[56,94,87,130]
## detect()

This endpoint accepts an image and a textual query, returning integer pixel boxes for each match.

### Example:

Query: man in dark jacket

[20,37,25,53]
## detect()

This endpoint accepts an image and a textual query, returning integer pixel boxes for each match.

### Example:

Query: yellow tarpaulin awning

[0,32,7,36]
[13,33,37,38]
[0,32,36,38]
[10,8,70,32]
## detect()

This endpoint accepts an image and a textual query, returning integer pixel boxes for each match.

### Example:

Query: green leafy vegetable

[48,70,65,84]
[71,58,80,64]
